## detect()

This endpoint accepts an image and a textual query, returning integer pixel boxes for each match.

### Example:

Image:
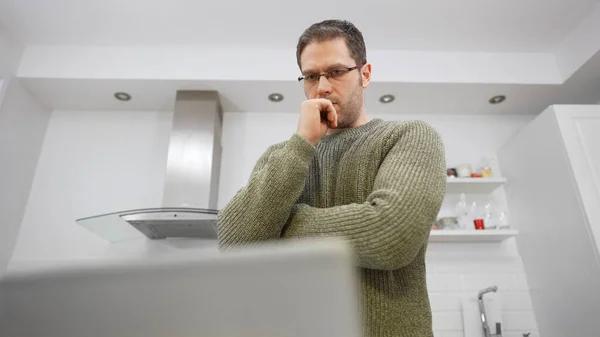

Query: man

[217,19,446,337]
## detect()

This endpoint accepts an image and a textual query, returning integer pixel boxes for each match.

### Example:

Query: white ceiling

[0,0,598,52]
[2,0,600,115]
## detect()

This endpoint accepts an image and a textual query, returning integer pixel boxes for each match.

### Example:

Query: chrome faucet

[478,286,502,337]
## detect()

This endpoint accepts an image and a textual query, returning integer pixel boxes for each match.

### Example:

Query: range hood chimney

[162,91,222,210]
[77,91,223,242]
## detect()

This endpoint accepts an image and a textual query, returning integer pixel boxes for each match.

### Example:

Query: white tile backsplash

[429,293,463,311]
[441,332,465,337]
[461,274,521,291]
[426,250,536,336]
[427,274,463,292]
[502,312,539,331]
[426,254,525,274]
[432,312,465,330]
[502,332,539,337]
[501,292,534,311]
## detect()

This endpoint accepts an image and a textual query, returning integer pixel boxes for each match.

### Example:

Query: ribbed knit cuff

[287,133,317,161]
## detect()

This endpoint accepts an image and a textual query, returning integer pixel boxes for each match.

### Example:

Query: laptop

[1,239,361,337]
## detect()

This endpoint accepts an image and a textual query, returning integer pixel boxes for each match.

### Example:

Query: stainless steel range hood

[77,91,223,242]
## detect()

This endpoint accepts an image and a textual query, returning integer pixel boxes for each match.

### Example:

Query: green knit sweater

[217,118,446,337]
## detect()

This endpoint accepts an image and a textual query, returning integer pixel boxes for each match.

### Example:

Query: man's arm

[217,98,337,250]
[216,134,316,250]
[281,121,446,270]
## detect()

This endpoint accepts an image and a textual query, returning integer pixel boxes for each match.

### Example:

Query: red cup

[474,219,485,230]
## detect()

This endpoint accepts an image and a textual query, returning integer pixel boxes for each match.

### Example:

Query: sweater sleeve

[281,121,446,270]
[217,133,317,250]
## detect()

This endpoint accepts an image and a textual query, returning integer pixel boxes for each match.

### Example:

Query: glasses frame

[297,65,360,84]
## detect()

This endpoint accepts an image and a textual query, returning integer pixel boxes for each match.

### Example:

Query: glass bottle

[454,193,468,229]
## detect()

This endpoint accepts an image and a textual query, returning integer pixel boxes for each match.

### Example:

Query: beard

[331,85,363,129]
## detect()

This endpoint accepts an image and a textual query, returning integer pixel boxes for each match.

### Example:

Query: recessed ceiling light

[489,95,506,104]
[268,93,284,102]
[114,92,132,101]
[379,94,395,104]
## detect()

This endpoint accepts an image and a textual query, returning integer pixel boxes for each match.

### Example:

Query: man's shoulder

[376,119,440,138]
[267,139,290,150]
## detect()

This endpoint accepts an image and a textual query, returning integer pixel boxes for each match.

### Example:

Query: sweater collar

[320,118,385,143]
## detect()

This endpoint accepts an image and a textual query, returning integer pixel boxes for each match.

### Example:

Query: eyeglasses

[298,66,359,87]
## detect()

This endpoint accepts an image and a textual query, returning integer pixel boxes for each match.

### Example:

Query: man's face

[300,38,371,128]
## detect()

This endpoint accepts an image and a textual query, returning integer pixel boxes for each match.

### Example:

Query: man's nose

[316,76,333,97]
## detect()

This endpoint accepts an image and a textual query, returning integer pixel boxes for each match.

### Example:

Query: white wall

[219,112,533,205]
[10,109,538,337]
[553,2,600,80]
[0,79,50,278]
[0,20,44,278]
[0,22,23,78]
[9,109,173,264]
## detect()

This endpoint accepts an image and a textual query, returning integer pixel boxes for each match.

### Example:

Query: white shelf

[429,229,518,243]
[446,177,507,194]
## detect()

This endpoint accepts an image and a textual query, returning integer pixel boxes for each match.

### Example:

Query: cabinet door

[498,105,600,337]
[555,105,600,253]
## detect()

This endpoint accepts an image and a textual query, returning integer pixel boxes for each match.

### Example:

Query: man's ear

[361,63,372,88]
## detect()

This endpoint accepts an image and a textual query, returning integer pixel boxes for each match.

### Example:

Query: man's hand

[297,99,338,146]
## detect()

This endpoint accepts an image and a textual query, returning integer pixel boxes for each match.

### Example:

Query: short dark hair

[296,20,367,70]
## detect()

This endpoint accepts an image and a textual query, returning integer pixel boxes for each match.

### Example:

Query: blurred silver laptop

[1,239,360,337]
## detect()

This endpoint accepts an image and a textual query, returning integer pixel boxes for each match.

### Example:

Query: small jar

[481,165,492,178]
[456,163,472,178]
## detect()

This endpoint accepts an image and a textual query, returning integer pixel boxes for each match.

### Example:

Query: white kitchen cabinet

[497,104,600,337]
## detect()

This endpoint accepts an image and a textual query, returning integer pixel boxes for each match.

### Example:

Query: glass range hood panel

[76,208,219,243]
